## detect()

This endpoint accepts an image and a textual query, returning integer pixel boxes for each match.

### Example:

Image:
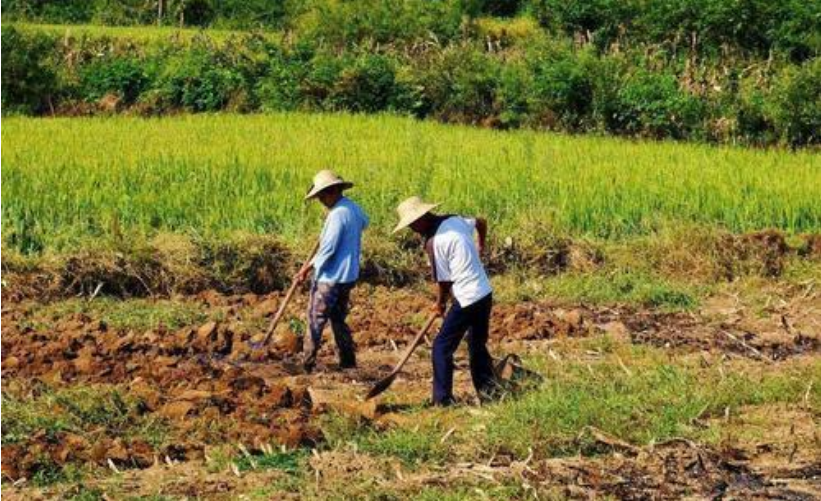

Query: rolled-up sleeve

[312,212,344,276]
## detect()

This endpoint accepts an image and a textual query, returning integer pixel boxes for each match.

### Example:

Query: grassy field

[3,112,820,255]
[3,113,820,499]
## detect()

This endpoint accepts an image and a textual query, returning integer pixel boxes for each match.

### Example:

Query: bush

[481,0,526,17]
[769,58,820,147]
[495,61,533,128]
[330,53,398,113]
[210,0,289,29]
[530,0,820,59]
[256,49,310,112]
[1,18,817,147]
[1,27,60,114]
[90,0,157,26]
[419,45,501,124]
[525,43,596,130]
[2,0,95,23]
[605,68,706,140]
[155,39,246,112]
[735,76,778,146]
[529,0,636,49]
[79,55,149,104]
[388,65,427,117]
[300,53,350,110]
[769,1,821,62]
[293,0,463,48]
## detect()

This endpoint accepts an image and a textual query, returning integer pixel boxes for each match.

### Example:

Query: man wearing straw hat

[393,196,495,406]
[294,170,369,373]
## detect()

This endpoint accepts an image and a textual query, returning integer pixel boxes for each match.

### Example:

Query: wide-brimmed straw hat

[304,170,354,200]
[393,196,440,233]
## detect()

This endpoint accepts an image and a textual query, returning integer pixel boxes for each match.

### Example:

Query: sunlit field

[3,112,819,253]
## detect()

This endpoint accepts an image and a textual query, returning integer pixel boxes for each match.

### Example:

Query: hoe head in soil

[365,313,439,400]
[365,373,398,400]
[367,346,542,401]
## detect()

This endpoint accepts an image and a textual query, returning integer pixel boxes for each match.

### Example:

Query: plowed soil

[2,285,819,499]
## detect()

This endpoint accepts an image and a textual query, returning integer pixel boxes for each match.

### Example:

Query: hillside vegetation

[2,0,819,146]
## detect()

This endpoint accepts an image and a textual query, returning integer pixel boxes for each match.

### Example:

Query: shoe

[339,355,356,370]
[429,396,455,408]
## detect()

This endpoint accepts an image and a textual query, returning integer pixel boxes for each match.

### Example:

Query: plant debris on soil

[2,283,819,499]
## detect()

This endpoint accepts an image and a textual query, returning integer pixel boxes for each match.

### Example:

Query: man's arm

[475,217,488,256]
[425,236,452,316]
[434,281,453,317]
[295,262,314,283]
[295,213,342,283]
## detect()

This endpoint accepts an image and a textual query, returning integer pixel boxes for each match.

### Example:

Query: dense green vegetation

[3,113,819,256]
[3,0,818,61]
[2,0,819,146]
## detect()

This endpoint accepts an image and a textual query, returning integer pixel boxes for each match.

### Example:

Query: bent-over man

[393,196,496,406]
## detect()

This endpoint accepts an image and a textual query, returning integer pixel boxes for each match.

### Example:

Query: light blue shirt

[312,197,369,284]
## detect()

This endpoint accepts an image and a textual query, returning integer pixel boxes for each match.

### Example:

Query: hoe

[366,313,439,400]
[253,240,320,350]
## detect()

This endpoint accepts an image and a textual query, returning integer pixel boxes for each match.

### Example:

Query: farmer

[294,170,369,373]
[393,196,496,406]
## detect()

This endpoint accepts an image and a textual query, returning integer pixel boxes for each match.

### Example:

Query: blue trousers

[432,293,495,405]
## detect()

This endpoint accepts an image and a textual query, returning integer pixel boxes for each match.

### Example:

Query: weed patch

[235,449,306,474]
[31,297,207,331]
[481,349,819,458]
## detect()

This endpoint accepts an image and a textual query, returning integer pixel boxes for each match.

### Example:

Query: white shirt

[427,216,492,307]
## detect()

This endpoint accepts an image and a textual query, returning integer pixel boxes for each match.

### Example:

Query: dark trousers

[432,293,495,405]
[303,282,356,370]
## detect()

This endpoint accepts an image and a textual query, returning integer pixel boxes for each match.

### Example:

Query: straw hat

[393,196,440,233]
[304,170,354,200]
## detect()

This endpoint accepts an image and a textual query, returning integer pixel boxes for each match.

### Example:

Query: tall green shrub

[79,56,149,104]
[770,58,820,146]
[1,27,60,114]
[155,39,246,112]
[606,69,706,140]
[330,54,398,113]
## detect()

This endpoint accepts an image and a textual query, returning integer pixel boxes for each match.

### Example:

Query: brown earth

[2,284,819,498]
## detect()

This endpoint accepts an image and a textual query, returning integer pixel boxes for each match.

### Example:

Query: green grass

[235,449,306,473]
[3,113,820,255]
[542,271,700,309]
[496,270,702,309]
[26,297,208,332]
[320,342,820,464]
[482,346,820,458]
[2,384,170,487]
[2,385,169,448]
[3,22,276,44]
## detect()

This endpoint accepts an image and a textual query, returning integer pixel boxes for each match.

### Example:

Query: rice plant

[2,112,819,253]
